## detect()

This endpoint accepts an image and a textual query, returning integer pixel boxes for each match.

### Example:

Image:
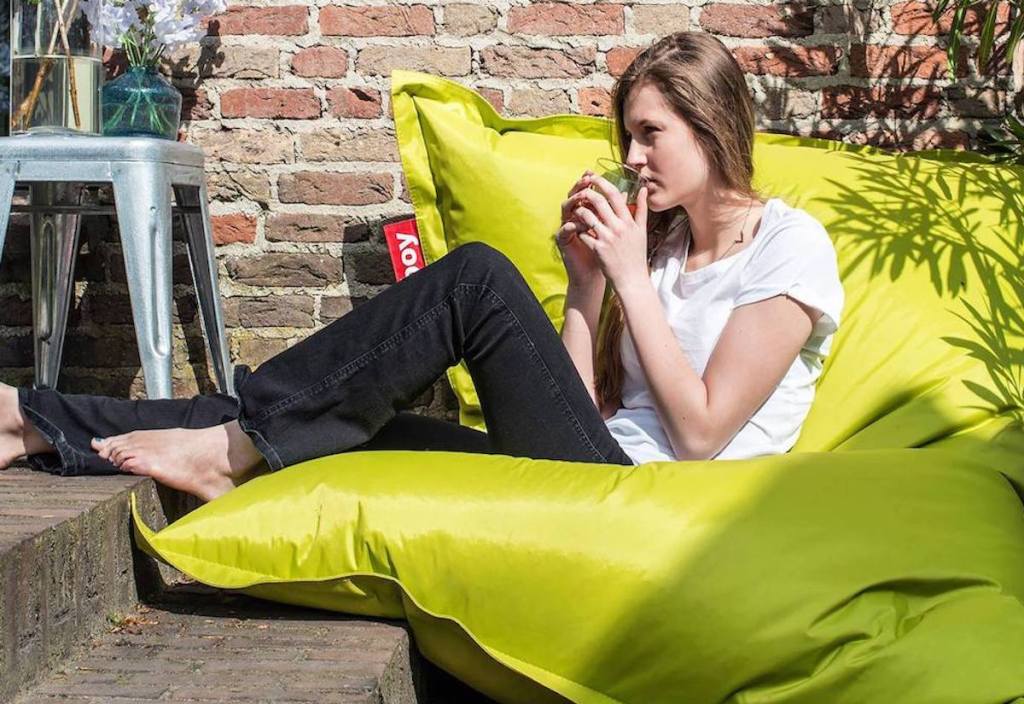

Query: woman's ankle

[0,384,48,465]
[223,420,265,479]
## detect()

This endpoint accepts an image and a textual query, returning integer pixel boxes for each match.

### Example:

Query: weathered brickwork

[0,1,1018,417]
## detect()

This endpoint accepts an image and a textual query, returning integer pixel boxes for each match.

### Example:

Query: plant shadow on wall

[755,0,1013,151]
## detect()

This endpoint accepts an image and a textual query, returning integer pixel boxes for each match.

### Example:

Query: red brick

[266,213,352,243]
[849,44,967,80]
[181,87,212,121]
[320,5,435,36]
[277,172,392,205]
[292,47,348,78]
[891,1,1011,36]
[578,87,612,117]
[220,89,320,119]
[820,85,943,120]
[606,47,642,77]
[477,87,504,114]
[699,3,814,38]
[508,3,623,35]
[211,214,257,245]
[166,45,279,79]
[357,46,470,76]
[443,4,498,36]
[224,296,315,328]
[320,296,355,323]
[227,254,342,287]
[236,336,289,366]
[480,46,595,79]
[326,87,382,119]
[205,6,308,36]
[733,45,840,77]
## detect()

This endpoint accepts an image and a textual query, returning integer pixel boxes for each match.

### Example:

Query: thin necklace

[688,198,756,265]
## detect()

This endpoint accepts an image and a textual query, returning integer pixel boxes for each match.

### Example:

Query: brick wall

[0,1,1018,414]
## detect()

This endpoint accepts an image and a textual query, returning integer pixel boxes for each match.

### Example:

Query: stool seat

[0,134,234,398]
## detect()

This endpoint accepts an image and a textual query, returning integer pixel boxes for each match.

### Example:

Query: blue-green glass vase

[101,66,182,140]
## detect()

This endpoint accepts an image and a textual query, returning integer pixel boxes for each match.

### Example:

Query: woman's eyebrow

[625,118,659,133]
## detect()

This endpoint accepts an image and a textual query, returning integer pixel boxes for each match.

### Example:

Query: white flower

[81,0,226,58]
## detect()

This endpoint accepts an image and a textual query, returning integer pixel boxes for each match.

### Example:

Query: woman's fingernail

[92,437,104,444]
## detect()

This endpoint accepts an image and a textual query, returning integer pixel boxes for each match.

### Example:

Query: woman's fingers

[574,189,617,227]
[585,176,631,220]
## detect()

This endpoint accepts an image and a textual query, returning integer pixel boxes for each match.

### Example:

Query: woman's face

[622,82,712,213]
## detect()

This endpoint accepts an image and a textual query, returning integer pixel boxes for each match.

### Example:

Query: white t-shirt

[605,197,845,465]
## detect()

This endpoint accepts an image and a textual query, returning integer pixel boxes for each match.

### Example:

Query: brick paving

[14,585,418,704]
[1,466,498,704]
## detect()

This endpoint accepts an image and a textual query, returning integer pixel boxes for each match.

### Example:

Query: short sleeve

[733,218,845,339]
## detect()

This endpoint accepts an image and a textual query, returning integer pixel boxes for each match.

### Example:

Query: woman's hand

[556,171,605,289]
[572,176,650,293]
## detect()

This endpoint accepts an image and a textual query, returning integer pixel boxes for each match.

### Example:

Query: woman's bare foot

[92,421,264,502]
[0,383,53,469]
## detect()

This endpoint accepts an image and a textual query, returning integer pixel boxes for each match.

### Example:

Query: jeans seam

[236,417,284,472]
[469,283,609,463]
[19,402,83,474]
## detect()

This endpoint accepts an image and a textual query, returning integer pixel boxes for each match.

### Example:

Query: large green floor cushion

[133,72,1024,703]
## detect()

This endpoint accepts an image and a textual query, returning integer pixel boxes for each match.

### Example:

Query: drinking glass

[592,157,647,218]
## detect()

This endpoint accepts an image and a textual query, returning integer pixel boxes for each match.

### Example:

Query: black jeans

[20,242,635,476]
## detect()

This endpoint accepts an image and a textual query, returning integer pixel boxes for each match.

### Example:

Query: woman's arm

[616,280,817,460]
[560,282,606,409]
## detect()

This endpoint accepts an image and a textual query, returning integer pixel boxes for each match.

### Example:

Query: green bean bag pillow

[391,70,1023,454]
[132,71,1024,703]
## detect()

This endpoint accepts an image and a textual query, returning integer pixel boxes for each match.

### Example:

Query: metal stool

[0,134,234,398]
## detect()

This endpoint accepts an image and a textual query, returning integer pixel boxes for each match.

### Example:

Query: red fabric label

[383,217,425,281]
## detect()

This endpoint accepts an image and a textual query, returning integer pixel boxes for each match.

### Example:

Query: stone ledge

[13,585,420,704]
[0,465,498,704]
[0,465,192,703]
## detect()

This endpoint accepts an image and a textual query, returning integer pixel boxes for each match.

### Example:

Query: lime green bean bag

[133,71,1024,703]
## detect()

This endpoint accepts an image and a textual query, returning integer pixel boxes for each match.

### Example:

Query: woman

[0,32,843,501]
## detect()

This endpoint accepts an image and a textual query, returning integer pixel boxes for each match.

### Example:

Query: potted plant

[80,0,225,140]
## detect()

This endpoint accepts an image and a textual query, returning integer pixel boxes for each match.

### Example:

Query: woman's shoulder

[754,198,835,261]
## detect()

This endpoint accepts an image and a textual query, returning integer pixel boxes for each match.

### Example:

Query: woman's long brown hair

[594,31,765,410]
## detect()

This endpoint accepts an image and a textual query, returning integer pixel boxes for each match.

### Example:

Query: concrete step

[0,465,497,704]
[14,586,418,704]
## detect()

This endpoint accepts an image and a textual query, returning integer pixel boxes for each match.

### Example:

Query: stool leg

[112,164,174,399]
[0,164,15,260]
[174,183,235,396]
[29,183,83,390]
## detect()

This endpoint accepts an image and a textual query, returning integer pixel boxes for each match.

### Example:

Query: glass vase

[101,66,182,141]
[9,0,103,135]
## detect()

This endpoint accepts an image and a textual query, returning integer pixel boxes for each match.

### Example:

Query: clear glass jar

[9,0,102,135]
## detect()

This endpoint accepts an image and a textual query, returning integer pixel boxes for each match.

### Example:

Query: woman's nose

[625,143,646,171]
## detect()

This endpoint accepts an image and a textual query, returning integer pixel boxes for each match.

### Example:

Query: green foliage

[931,1,1024,164]
[931,0,1024,75]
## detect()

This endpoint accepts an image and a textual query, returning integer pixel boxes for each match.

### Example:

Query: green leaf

[977,2,999,73]
[947,3,969,77]
[1005,113,1024,141]
[931,0,954,22]
[1006,11,1024,59]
